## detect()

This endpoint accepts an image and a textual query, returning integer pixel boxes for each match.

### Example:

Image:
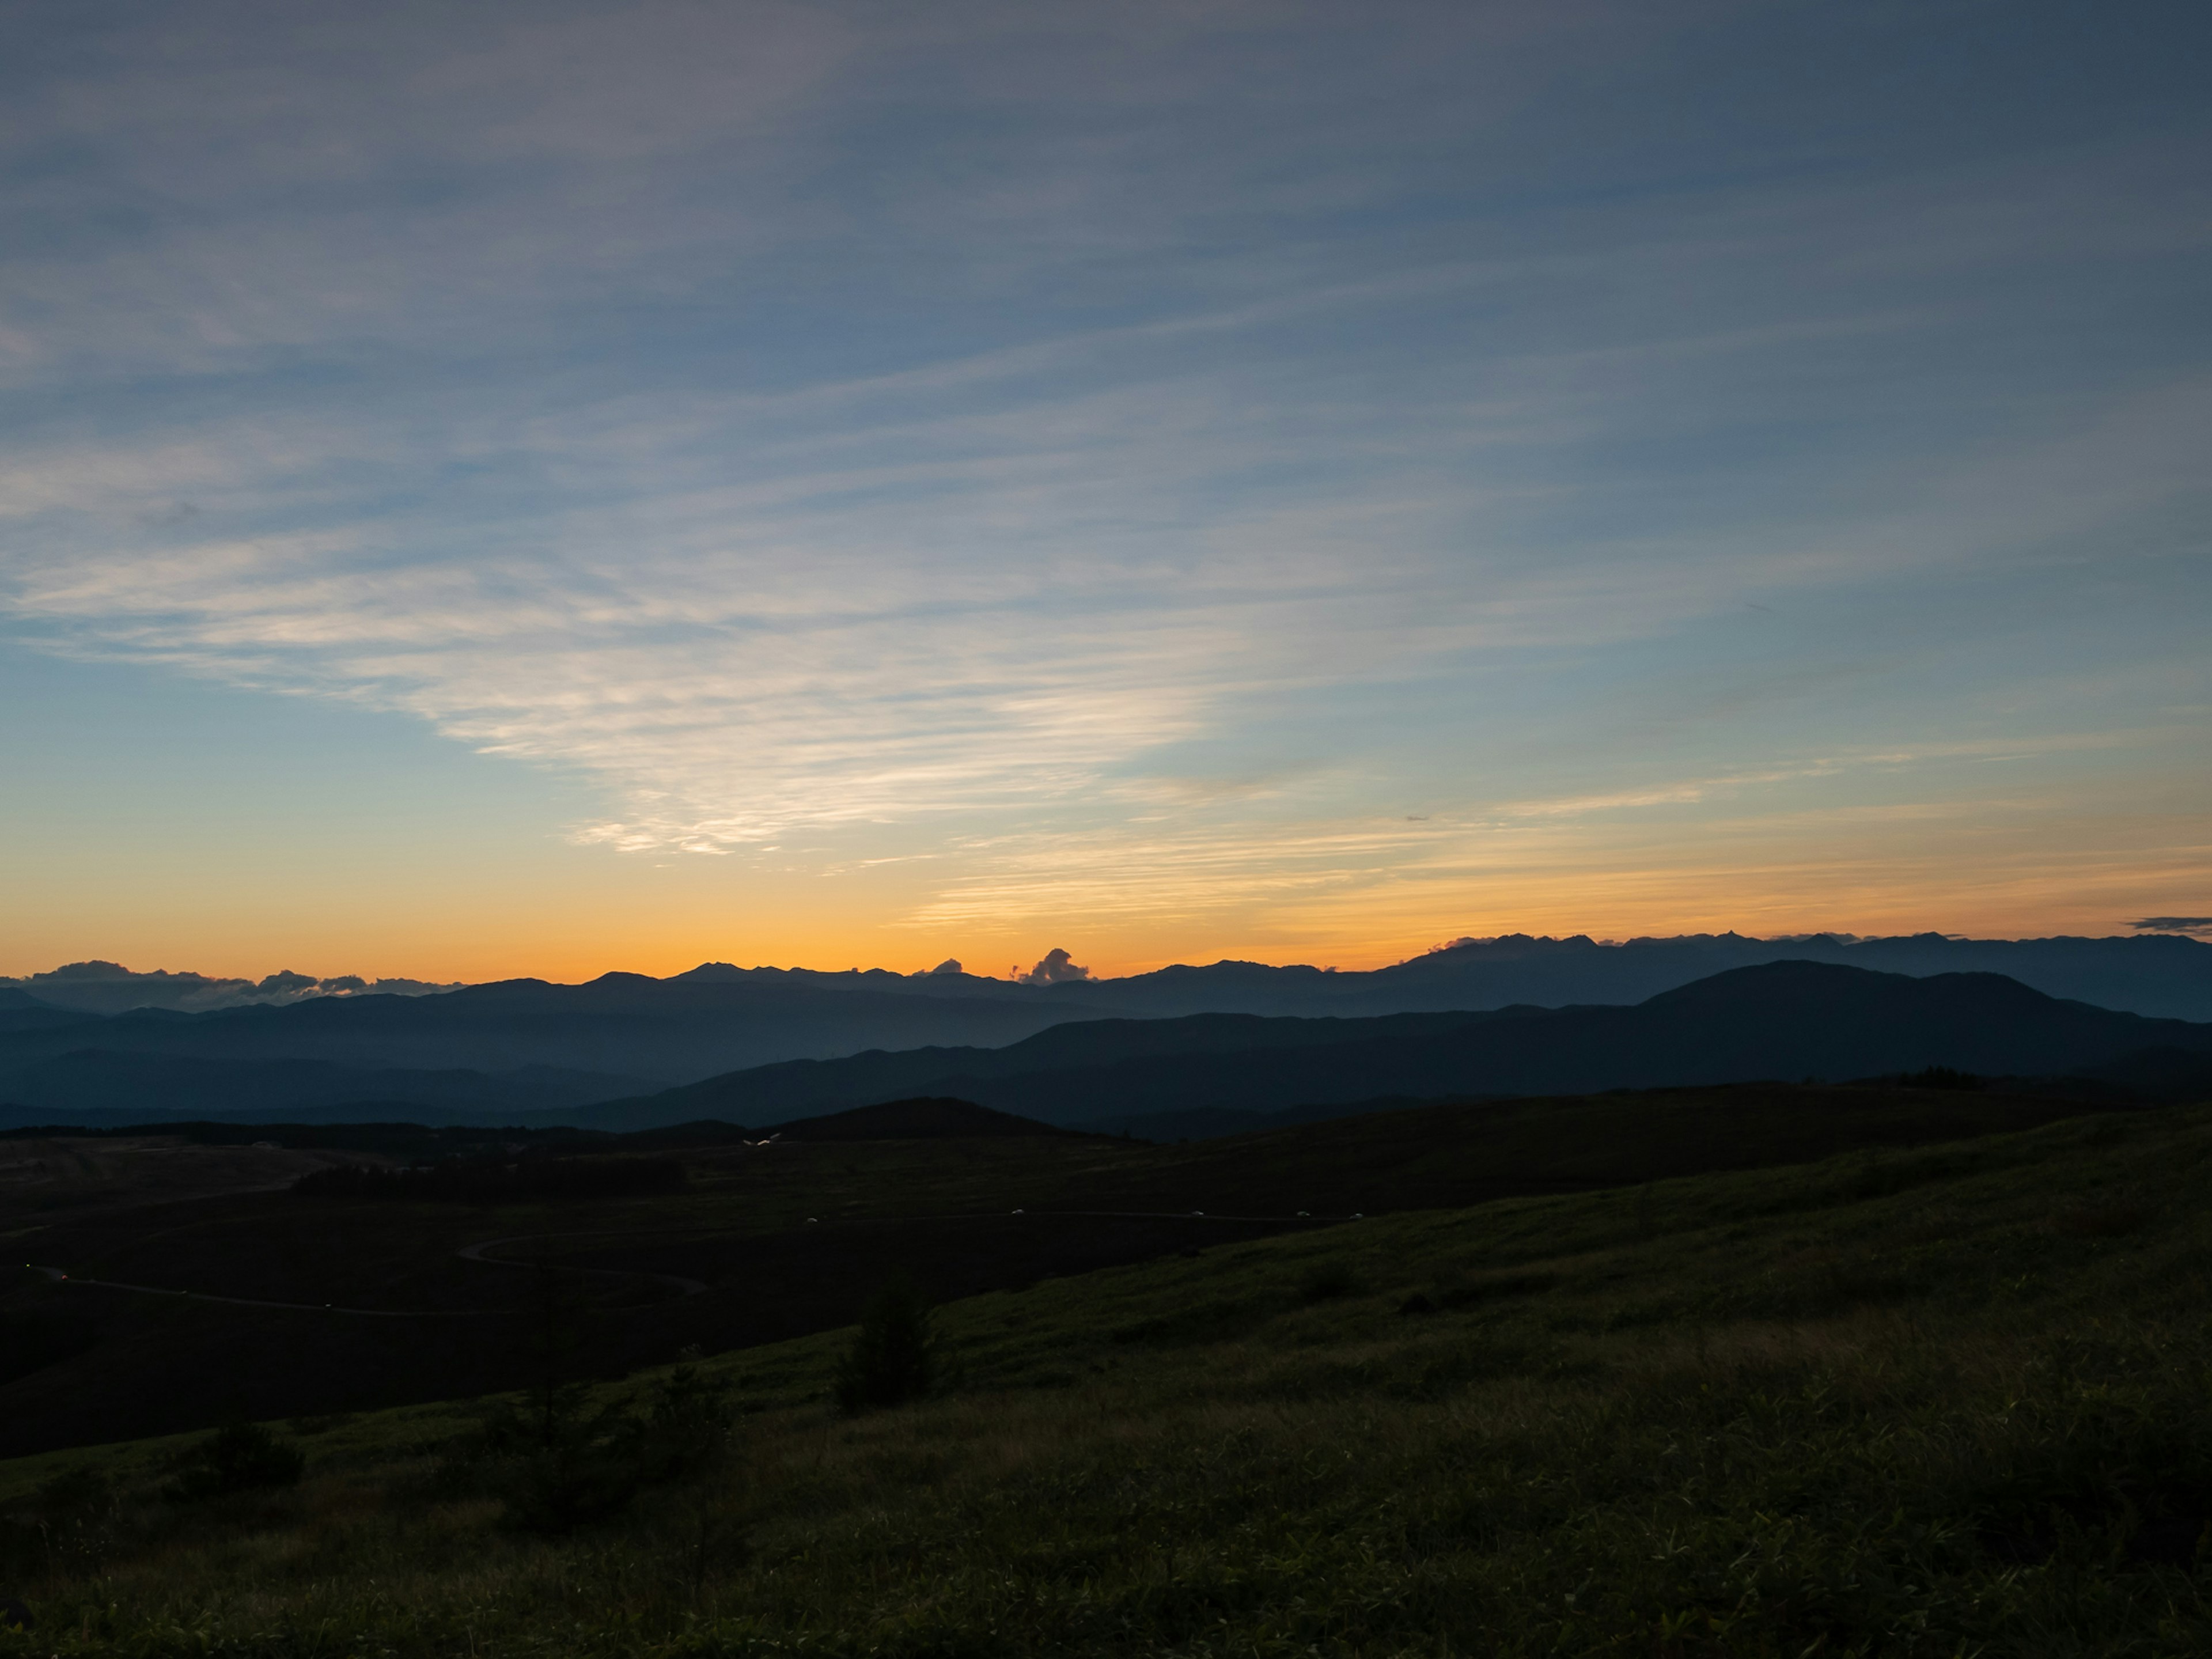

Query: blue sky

[2,1,2207,980]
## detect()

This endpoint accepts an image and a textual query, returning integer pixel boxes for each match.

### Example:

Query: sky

[2,0,2208,984]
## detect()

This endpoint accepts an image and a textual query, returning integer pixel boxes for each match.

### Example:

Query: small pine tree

[834,1275,937,1414]
[162,1423,304,1501]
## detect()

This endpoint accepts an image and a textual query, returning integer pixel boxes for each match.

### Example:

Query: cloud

[0,2,2206,942]
[0,963,463,1013]
[1015,948,1092,986]
[2130,917,2212,937]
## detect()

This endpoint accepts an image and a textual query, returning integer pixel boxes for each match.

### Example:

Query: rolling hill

[7,1100,2211,1653]
[578,961,2212,1131]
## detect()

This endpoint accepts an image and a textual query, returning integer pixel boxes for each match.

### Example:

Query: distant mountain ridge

[0,1050,653,1128]
[763,1097,1084,1141]
[574,961,2212,1132]
[0,961,461,1016]
[665,930,2212,1022]
[1064,931,2212,1022]
[10,930,2212,1020]
[2,933,2207,1123]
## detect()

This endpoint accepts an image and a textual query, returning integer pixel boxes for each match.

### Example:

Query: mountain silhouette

[3,937,2207,1123]
[763,1097,1082,1141]
[0,1050,654,1128]
[1063,932,2212,1022]
[575,961,2212,1131]
[0,974,1069,1119]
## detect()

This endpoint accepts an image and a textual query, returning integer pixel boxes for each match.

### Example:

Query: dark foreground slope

[0,1080,2111,1455]
[5,1104,2209,1656]
[583,961,2212,1130]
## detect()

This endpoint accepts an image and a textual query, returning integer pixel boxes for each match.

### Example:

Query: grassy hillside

[0,1083,2111,1455]
[3,1103,2209,1655]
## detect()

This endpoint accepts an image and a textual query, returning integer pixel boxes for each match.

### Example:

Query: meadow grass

[3,1105,2209,1656]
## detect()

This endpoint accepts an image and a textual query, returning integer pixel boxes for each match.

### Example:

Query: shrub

[0,1465,115,1581]
[451,1388,637,1534]
[439,1367,734,1535]
[163,1424,305,1502]
[834,1276,937,1414]
[1296,1260,1361,1304]
[634,1365,736,1478]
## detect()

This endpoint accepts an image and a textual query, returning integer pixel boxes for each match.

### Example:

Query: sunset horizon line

[9,918,2210,998]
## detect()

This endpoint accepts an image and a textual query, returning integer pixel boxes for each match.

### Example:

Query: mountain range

[2,931,2208,1125]
[0,962,461,1015]
[571,961,2212,1132]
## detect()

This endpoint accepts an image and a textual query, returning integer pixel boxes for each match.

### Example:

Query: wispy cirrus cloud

[1,1,2207,949]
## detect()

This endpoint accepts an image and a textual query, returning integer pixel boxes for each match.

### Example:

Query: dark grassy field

[0,1100,2207,1655]
[0,1084,2122,1456]
[0,1134,381,1218]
